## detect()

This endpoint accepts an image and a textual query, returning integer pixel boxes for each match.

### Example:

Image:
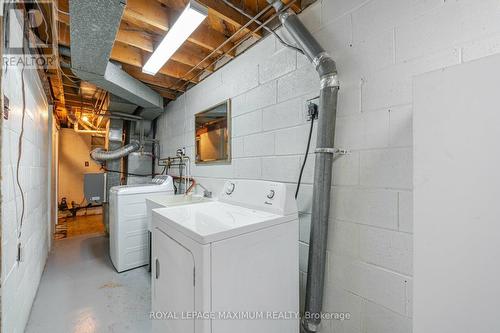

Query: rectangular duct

[69,0,165,120]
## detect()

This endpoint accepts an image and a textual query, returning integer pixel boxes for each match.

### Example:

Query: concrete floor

[25,234,152,333]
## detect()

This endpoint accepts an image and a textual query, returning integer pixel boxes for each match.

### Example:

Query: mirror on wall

[195,100,231,164]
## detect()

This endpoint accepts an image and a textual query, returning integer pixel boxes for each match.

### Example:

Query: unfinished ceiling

[47,0,304,128]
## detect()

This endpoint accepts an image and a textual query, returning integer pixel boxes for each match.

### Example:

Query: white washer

[110,175,174,272]
[151,180,299,333]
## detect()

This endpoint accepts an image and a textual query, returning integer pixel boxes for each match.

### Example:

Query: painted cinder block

[155,1,500,331]
[232,109,263,137]
[259,47,297,84]
[395,0,500,62]
[363,300,412,333]
[360,148,413,189]
[233,157,262,179]
[262,97,302,131]
[331,187,398,230]
[359,225,413,275]
[261,155,301,182]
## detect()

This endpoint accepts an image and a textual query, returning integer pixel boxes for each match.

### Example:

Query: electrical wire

[295,115,315,199]
[221,0,304,55]
[102,168,158,178]
[16,14,28,240]
[56,7,69,16]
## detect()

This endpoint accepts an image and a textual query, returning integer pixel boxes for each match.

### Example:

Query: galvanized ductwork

[90,140,141,162]
[267,1,340,332]
[68,0,164,120]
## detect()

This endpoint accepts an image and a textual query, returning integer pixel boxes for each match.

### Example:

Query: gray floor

[25,234,152,333]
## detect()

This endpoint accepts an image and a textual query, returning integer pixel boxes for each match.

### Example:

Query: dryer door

[152,228,195,333]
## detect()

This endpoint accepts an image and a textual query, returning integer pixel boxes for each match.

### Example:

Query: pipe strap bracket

[315,147,349,156]
[320,74,340,89]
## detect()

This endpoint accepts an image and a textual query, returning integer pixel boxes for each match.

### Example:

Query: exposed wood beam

[188,24,236,58]
[110,42,143,67]
[196,0,263,39]
[111,42,200,83]
[122,64,186,91]
[116,25,214,71]
[116,24,154,52]
[58,21,70,47]
[148,85,177,100]
[124,1,236,57]
[144,43,215,72]
[57,0,70,25]
[159,0,262,38]
[283,0,302,13]
[123,0,169,31]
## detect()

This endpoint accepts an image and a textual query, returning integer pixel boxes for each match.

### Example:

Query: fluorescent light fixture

[142,0,208,75]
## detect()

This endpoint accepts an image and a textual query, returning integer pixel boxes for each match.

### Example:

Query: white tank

[109,175,174,272]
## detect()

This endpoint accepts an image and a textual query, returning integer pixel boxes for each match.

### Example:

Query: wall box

[194,99,231,165]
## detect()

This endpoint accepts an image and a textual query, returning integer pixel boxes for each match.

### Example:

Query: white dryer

[151,180,299,333]
[109,175,174,272]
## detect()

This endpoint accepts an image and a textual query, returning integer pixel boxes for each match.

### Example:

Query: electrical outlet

[306,97,319,121]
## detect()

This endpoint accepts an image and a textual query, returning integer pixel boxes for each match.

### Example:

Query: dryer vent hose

[90,141,141,162]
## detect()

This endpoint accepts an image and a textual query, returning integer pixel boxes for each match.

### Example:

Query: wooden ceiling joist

[116,24,154,53]
[111,42,200,83]
[196,0,263,39]
[115,27,215,72]
[148,86,177,100]
[122,64,186,92]
[58,22,70,47]
[188,24,236,58]
[123,1,236,58]
[57,0,70,25]
[52,0,304,126]
[123,0,170,31]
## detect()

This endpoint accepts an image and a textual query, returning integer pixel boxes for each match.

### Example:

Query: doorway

[54,127,106,240]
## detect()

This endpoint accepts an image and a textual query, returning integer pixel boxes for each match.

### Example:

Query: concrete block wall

[1,16,50,333]
[156,0,500,331]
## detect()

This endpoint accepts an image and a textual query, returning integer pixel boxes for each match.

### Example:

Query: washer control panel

[219,180,296,216]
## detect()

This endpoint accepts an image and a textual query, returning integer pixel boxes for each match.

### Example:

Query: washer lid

[111,183,174,196]
[153,201,297,244]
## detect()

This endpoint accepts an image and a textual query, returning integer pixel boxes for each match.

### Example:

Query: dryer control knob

[225,182,235,195]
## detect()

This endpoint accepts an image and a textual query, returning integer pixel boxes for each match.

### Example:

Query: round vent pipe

[267,1,340,332]
[90,141,141,162]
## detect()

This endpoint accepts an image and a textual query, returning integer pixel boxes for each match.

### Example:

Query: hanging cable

[221,0,304,55]
[295,103,318,199]
[101,167,158,178]
[16,11,28,240]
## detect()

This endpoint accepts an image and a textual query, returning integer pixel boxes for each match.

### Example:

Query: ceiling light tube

[142,0,208,75]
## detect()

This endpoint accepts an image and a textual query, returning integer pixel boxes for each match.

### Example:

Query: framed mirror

[195,100,231,164]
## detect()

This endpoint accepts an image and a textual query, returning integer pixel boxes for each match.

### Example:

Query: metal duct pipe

[90,141,141,162]
[109,111,143,120]
[267,2,340,332]
[68,1,165,120]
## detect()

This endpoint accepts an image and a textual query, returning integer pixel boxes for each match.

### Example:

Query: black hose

[295,116,315,199]
[103,168,157,177]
